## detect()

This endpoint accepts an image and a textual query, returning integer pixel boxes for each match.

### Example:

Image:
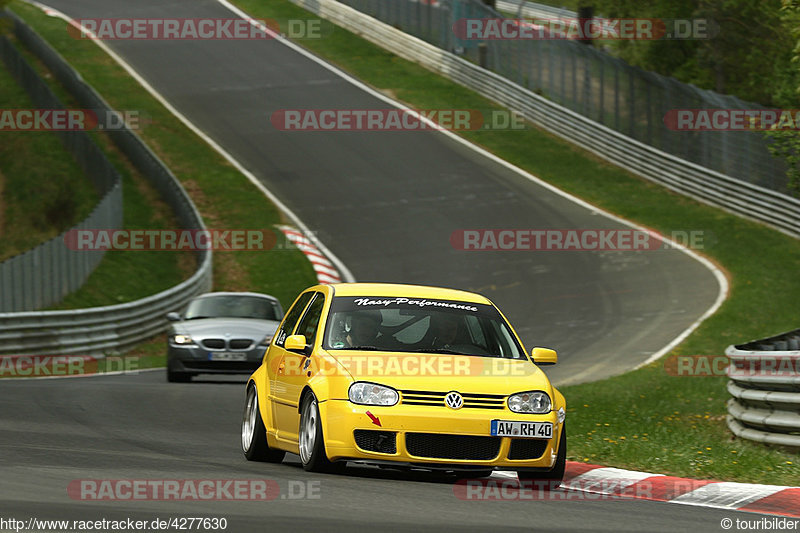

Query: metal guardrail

[0,14,213,355]
[0,34,122,312]
[289,0,800,238]
[294,0,800,445]
[495,0,574,20]
[726,329,800,448]
[336,0,787,192]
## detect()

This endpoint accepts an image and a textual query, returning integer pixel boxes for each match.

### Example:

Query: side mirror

[166,312,181,322]
[531,347,557,366]
[285,334,308,353]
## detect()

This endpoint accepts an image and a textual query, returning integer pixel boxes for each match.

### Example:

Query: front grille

[229,339,253,350]
[400,390,506,410]
[202,339,225,350]
[508,439,549,460]
[405,433,501,460]
[354,430,397,454]
[181,361,256,371]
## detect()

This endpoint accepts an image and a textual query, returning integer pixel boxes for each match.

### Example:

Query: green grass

[0,58,98,261]
[51,170,195,308]
[1,30,193,308]
[230,0,800,483]
[10,1,318,310]
[109,335,167,371]
[563,363,798,484]
[10,0,799,484]
[0,335,167,378]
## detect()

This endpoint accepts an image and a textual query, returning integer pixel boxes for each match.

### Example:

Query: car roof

[325,283,492,305]
[194,291,279,302]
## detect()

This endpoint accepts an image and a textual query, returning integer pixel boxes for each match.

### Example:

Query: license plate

[208,352,247,361]
[491,420,552,439]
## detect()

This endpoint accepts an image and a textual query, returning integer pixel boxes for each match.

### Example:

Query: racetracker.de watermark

[664,354,800,378]
[0,109,142,131]
[62,229,318,252]
[68,18,331,40]
[664,109,800,131]
[452,17,716,41]
[1,517,228,533]
[272,354,538,378]
[67,479,320,501]
[450,229,706,251]
[0,355,139,378]
[270,109,525,131]
[453,478,712,500]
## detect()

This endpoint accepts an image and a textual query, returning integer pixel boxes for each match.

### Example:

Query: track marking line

[24,0,727,368]
[562,463,799,517]
[23,0,353,284]
[213,0,728,369]
[277,225,342,284]
[0,366,163,381]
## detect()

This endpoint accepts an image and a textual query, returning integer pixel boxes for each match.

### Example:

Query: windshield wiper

[338,345,382,351]
[411,348,468,355]
[185,316,214,320]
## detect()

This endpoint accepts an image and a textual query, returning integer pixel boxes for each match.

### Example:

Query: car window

[464,314,488,350]
[323,296,525,358]
[184,295,281,321]
[489,320,522,358]
[391,313,430,344]
[274,292,314,347]
[295,293,325,345]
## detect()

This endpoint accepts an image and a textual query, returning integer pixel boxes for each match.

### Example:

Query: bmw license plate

[209,352,247,361]
[491,420,552,439]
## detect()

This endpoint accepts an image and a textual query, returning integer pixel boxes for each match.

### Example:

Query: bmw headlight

[348,382,399,406]
[171,334,194,345]
[259,334,274,346]
[508,391,551,414]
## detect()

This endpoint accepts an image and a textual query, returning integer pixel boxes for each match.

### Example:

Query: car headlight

[171,334,194,345]
[508,391,551,414]
[259,334,274,346]
[348,382,399,406]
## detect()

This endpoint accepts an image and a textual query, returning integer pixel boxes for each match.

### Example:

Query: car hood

[324,351,552,395]
[174,318,279,340]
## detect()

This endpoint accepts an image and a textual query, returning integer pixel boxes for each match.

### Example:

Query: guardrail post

[576,6,593,46]
[478,42,488,69]
[0,13,212,354]
[725,328,800,449]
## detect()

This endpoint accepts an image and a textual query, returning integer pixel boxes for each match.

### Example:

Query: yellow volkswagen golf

[241,283,566,483]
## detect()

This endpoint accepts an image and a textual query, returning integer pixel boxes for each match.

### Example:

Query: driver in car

[344,310,382,348]
[430,313,460,349]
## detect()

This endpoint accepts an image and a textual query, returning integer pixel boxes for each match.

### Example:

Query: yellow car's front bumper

[320,399,562,470]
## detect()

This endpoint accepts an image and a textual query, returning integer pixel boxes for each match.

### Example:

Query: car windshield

[323,296,526,359]
[184,295,279,321]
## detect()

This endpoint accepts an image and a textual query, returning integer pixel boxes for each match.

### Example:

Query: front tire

[517,424,566,489]
[298,393,343,473]
[167,368,191,383]
[242,384,285,463]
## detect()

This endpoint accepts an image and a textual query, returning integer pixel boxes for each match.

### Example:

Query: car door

[272,292,325,443]
[265,291,314,439]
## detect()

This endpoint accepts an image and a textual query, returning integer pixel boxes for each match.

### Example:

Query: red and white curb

[277,225,342,285]
[491,462,799,517]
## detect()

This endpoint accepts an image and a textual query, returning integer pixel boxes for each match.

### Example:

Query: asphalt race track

[0,0,742,531]
[0,373,759,532]
[37,0,723,386]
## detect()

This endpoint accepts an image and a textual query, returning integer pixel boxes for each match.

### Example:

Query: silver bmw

[166,292,284,382]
